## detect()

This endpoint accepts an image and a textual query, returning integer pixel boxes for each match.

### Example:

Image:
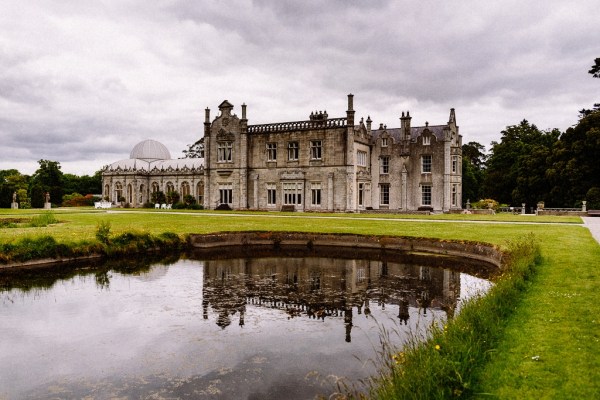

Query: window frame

[310,140,322,160]
[283,182,302,205]
[380,156,390,174]
[421,184,432,206]
[357,150,367,167]
[287,141,299,161]
[267,142,277,162]
[451,184,458,207]
[266,183,277,206]
[380,184,390,205]
[358,182,364,206]
[217,141,233,162]
[219,183,233,205]
[422,155,432,173]
[310,182,322,206]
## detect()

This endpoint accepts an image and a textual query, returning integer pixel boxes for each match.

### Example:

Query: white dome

[130,139,171,161]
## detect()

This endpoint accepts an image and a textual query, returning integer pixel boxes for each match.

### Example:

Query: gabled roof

[371,125,447,143]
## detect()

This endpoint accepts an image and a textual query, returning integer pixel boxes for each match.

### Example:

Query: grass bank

[0,209,597,398]
[0,219,184,265]
[368,236,541,399]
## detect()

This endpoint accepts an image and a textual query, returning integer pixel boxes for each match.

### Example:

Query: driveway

[582,216,600,245]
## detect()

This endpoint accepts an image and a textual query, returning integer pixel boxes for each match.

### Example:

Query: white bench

[94,201,112,209]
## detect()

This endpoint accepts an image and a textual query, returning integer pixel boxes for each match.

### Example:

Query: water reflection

[0,251,492,400]
[202,257,461,343]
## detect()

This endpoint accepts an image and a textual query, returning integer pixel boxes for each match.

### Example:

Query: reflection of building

[102,95,462,211]
[201,257,461,342]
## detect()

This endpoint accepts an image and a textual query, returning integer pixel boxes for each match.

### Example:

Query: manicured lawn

[0,208,598,398]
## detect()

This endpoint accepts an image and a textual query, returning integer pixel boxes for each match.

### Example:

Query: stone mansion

[102,94,463,212]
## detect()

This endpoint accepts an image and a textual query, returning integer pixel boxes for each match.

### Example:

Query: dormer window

[381,137,388,147]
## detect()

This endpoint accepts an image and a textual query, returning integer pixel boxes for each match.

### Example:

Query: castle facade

[102,94,462,212]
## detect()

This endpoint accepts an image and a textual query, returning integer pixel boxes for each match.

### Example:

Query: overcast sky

[1,0,598,176]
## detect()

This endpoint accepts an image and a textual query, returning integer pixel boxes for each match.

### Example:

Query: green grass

[0,208,597,398]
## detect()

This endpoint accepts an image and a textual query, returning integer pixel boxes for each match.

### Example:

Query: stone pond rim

[1,232,504,274]
[187,231,504,269]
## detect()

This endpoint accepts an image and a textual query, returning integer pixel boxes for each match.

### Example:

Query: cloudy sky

[1,0,598,176]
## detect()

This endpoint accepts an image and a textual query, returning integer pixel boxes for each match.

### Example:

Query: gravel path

[582,216,600,245]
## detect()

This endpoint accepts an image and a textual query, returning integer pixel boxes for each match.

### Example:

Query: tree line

[0,160,102,208]
[463,58,600,210]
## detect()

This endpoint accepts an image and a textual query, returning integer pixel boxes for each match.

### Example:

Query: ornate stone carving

[280,170,305,180]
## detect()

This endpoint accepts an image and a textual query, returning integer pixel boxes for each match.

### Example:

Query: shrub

[471,198,500,211]
[586,187,600,209]
[95,221,111,244]
[28,212,59,227]
[62,193,96,207]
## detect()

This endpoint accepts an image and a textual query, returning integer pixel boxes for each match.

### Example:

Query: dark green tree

[30,184,45,208]
[461,142,487,204]
[589,57,600,78]
[182,137,204,158]
[579,58,600,117]
[29,160,65,207]
[549,110,600,206]
[62,170,102,196]
[484,120,558,206]
[0,169,29,207]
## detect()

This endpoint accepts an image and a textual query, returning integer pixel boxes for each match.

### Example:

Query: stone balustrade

[248,117,347,133]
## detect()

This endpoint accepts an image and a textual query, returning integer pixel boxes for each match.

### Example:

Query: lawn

[0,208,598,398]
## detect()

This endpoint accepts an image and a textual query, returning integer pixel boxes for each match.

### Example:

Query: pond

[0,250,493,399]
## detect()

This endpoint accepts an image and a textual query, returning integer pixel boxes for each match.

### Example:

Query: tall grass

[0,227,184,264]
[27,212,59,227]
[366,236,541,399]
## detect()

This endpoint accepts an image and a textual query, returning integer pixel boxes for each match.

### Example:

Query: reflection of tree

[94,271,111,290]
[201,257,462,342]
[0,252,181,293]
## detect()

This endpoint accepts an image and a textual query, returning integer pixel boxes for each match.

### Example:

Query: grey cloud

[0,0,598,174]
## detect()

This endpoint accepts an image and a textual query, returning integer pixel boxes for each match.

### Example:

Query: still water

[0,252,492,399]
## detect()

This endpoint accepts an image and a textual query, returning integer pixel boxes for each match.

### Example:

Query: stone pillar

[521,203,526,215]
[11,202,18,209]
[401,165,408,210]
[254,175,259,209]
[582,201,587,212]
[327,173,334,211]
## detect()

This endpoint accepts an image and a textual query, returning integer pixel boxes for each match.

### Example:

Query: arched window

[115,182,123,202]
[181,181,190,197]
[166,182,174,194]
[152,182,159,193]
[197,182,204,205]
[104,184,110,200]
[139,184,145,204]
